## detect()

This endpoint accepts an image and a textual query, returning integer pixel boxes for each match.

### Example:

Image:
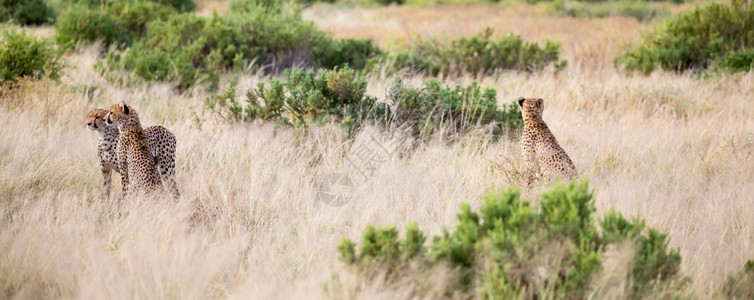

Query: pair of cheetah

[87,102,179,199]
[518,97,577,185]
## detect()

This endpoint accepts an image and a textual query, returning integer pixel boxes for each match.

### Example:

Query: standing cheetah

[518,97,577,185]
[87,109,180,199]
[103,102,162,198]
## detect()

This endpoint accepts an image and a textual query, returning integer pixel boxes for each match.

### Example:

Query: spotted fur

[89,108,180,199]
[102,103,162,198]
[518,97,577,185]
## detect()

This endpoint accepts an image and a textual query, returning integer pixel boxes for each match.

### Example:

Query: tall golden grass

[1,4,753,299]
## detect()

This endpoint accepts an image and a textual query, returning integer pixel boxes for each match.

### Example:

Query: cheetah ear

[517,97,525,107]
[120,102,130,115]
[538,98,544,106]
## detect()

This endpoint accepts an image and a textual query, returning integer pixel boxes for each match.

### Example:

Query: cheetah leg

[102,165,112,200]
[158,157,179,199]
[521,146,538,187]
[119,159,129,200]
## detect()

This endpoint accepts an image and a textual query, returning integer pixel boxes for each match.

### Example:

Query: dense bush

[102,0,379,89]
[616,0,754,73]
[206,66,523,138]
[321,38,383,71]
[382,77,522,139]
[0,29,62,82]
[53,0,195,12]
[372,0,405,5]
[0,0,55,25]
[337,181,684,298]
[552,0,671,21]
[205,67,382,134]
[716,49,754,73]
[55,0,175,49]
[369,28,566,76]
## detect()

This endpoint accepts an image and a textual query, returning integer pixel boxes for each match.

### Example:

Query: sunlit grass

[1,4,753,299]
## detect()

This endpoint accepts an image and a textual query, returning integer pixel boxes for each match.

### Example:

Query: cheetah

[103,102,163,198]
[87,109,180,199]
[518,97,577,185]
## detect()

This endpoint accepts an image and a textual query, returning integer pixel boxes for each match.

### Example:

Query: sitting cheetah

[87,109,180,199]
[103,102,163,198]
[518,97,577,185]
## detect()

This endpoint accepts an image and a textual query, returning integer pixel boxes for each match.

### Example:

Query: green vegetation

[0,0,55,25]
[206,66,523,138]
[616,0,754,73]
[369,28,566,76]
[383,77,522,139]
[51,0,195,12]
[55,0,177,49]
[551,0,671,21]
[723,260,754,299]
[98,0,379,89]
[0,29,62,82]
[337,182,685,298]
[205,67,382,134]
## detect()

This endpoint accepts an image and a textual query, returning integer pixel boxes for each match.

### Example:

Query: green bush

[337,181,684,298]
[206,66,522,139]
[553,0,671,21]
[321,38,383,71]
[616,0,754,73]
[372,0,405,5]
[382,77,522,139]
[0,0,55,25]
[55,0,175,49]
[0,29,62,82]
[205,67,382,134]
[369,28,566,76]
[53,0,195,12]
[716,50,754,73]
[723,260,754,299]
[103,0,379,89]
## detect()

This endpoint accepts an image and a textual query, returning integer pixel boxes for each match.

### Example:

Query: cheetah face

[86,109,108,132]
[518,97,544,118]
[105,102,130,130]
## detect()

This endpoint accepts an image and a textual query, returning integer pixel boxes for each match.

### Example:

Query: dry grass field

[1,3,753,299]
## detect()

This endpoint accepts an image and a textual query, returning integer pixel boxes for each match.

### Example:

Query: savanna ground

[2,1,754,299]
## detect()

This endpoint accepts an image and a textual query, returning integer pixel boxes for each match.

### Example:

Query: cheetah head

[518,97,544,119]
[104,102,131,130]
[86,109,108,132]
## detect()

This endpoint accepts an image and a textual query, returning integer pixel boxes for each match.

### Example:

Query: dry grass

[303,3,645,69]
[2,4,754,299]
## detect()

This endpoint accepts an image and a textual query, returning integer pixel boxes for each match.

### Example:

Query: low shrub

[382,77,522,139]
[337,181,684,298]
[369,28,566,76]
[0,0,55,25]
[723,260,754,299]
[372,0,405,5]
[206,66,523,139]
[321,38,383,71]
[0,29,62,82]
[55,0,175,49]
[615,0,754,73]
[716,50,754,73]
[205,67,382,134]
[552,0,671,21]
[103,0,380,89]
[53,0,195,12]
